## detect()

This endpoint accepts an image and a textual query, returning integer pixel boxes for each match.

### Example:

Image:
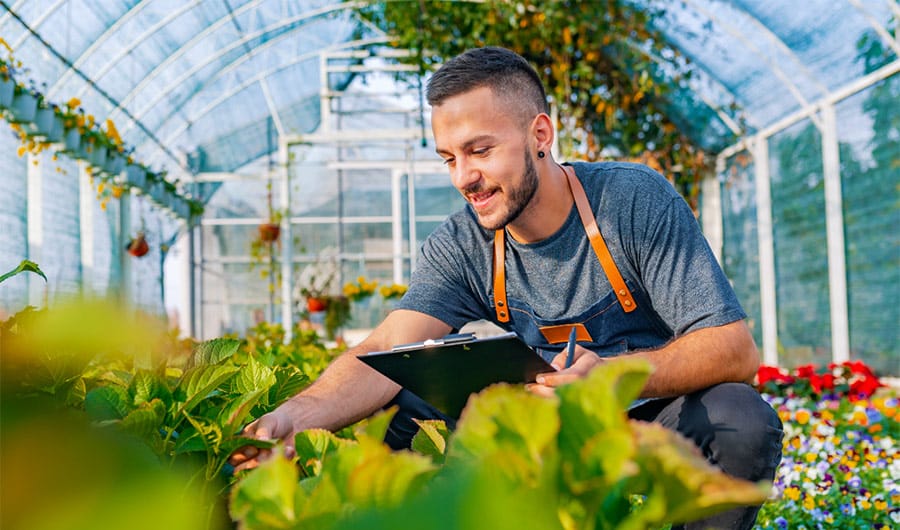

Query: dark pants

[385,382,783,530]
[627,383,784,529]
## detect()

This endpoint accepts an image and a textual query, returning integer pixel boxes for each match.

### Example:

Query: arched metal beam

[847,0,900,56]
[46,0,195,99]
[680,0,825,128]
[10,0,66,49]
[107,1,366,125]
[622,37,749,135]
[136,37,388,167]
[119,9,376,135]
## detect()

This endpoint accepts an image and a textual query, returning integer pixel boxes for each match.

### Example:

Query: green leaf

[341,445,437,508]
[120,398,167,440]
[0,259,46,284]
[628,422,770,526]
[174,364,240,419]
[190,337,241,368]
[447,383,559,483]
[128,369,172,407]
[411,419,450,464]
[231,357,277,396]
[84,385,131,421]
[230,448,298,529]
[293,429,351,478]
[268,366,309,406]
[219,388,267,437]
[182,414,223,454]
[555,358,651,459]
[353,406,397,443]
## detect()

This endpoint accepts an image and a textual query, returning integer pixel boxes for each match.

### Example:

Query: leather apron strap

[492,164,637,323]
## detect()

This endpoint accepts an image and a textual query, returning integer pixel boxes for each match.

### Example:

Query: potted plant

[126,231,149,258]
[295,251,339,313]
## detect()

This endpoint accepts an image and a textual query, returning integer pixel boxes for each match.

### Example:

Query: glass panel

[719,150,762,349]
[769,120,831,368]
[0,131,29,314]
[837,81,900,374]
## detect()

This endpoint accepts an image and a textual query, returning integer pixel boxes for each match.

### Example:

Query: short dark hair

[426,47,549,123]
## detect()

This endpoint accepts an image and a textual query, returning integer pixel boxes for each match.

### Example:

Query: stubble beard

[474,149,539,231]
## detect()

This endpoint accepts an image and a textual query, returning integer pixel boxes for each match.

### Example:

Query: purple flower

[848,476,862,489]
[775,516,788,528]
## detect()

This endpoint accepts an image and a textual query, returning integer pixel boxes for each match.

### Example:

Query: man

[231,47,783,529]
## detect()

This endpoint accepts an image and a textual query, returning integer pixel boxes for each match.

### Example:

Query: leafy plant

[0,259,46,284]
[230,358,770,529]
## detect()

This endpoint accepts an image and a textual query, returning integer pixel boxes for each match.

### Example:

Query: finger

[525,383,556,398]
[242,418,259,434]
[535,372,581,387]
[233,458,260,473]
[550,352,567,370]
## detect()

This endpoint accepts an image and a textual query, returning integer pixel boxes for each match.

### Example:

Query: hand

[526,345,604,398]
[228,403,301,472]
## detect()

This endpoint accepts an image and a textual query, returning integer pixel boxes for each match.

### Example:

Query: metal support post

[820,105,851,362]
[26,153,44,306]
[753,137,779,366]
[280,140,294,343]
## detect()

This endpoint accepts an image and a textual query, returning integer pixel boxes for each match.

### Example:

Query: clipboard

[358,332,555,417]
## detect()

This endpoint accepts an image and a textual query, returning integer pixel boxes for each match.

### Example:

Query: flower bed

[753,362,899,529]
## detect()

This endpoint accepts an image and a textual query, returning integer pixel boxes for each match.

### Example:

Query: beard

[470,148,540,231]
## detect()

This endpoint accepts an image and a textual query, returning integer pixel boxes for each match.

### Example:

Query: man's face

[432,86,539,231]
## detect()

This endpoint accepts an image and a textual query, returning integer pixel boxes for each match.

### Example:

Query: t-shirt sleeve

[393,226,487,330]
[636,193,747,337]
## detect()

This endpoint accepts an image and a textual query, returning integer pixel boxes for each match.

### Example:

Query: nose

[450,157,481,192]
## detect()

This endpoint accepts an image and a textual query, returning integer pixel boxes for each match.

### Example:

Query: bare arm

[230,310,451,469]
[531,320,759,398]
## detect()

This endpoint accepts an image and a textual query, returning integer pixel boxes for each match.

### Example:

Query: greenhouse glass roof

[0,0,896,186]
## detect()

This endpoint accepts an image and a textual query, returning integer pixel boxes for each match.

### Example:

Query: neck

[505,162,574,244]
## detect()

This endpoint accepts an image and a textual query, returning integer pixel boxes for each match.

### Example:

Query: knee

[698,383,784,481]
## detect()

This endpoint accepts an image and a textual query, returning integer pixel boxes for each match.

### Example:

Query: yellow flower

[783,486,801,501]
[67,97,81,109]
[874,499,887,510]
[795,409,811,425]
[802,496,815,511]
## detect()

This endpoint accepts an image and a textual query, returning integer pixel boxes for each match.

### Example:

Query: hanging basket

[46,112,64,143]
[306,297,327,313]
[29,106,54,137]
[126,232,150,258]
[0,77,14,108]
[104,149,126,176]
[62,127,81,153]
[8,91,37,123]
[125,163,147,191]
[258,222,281,242]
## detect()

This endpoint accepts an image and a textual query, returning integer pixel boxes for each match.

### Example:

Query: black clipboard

[358,332,555,417]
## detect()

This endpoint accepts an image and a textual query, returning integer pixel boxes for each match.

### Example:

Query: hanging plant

[126,231,150,258]
[257,218,281,243]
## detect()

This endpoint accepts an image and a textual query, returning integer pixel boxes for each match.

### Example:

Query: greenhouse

[0,1,897,530]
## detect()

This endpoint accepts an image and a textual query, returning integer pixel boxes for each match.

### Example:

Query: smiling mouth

[467,189,497,208]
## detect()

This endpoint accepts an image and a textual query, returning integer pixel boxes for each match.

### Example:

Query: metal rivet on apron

[618,289,626,296]
[500,311,507,318]
[497,300,505,307]
[623,299,632,306]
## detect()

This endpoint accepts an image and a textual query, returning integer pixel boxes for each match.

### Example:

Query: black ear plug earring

[537,151,545,159]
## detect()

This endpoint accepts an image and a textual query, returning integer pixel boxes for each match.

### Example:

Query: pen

[564,326,577,369]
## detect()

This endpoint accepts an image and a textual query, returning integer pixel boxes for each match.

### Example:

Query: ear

[530,113,554,156]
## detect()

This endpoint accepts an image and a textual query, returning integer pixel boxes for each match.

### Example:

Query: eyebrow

[435,134,496,157]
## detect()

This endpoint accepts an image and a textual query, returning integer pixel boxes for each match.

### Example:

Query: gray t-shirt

[396,161,746,355]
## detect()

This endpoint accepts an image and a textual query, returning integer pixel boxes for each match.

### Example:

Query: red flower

[757,365,794,386]
[795,364,816,378]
